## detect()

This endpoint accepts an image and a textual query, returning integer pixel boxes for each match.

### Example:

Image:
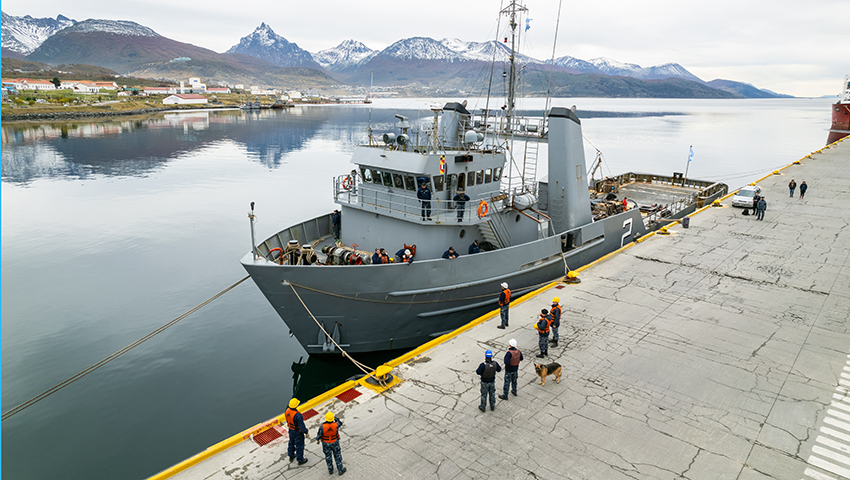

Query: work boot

[490,405,495,411]
[497,325,505,329]
[329,469,334,475]
[551,341,558,347]
[478,405,486,412]
[498,394,508,400]
[512,391,517,396]
[298,458,309,465]
[290,457,296,463]
[536,353,545,358]
[339,467,347,476]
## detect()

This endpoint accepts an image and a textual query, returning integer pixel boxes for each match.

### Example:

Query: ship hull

[829,102,850,144]
[243,208,652,355]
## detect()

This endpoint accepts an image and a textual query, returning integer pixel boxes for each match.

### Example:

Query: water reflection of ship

[290,351,402,399]
[828,75,850,145]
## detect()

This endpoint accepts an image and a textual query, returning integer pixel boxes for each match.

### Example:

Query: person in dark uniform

[800,181,808,198]
[497,282,510,329]
[285,398,310,465]
[468,239,481,254]
[549,297,562,347]
[499,339,523,399]
[372,248,382,265]
[453,188,470,222]
[315,411,346,476]
[788,179,797,197]
[442,247,459,259]
[417,182,432,220]
[756,196,767,220]
[332,210,341,240]
[751,192,760,217]
[534,309,552,357]
[475,350,501,411]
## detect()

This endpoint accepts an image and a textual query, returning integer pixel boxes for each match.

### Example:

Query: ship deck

[150,139,850,479]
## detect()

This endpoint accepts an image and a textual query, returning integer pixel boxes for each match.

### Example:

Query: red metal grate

[336,388,362,403]
[252,426,284,446]
[301,409,319,421]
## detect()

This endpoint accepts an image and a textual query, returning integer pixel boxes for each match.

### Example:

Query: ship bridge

[333,103,510,225]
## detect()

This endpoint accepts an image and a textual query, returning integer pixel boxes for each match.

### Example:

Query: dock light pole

[249,202,258,260]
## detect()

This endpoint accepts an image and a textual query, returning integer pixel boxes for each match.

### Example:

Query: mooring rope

[2,276,251,422]
[288,284,385,387]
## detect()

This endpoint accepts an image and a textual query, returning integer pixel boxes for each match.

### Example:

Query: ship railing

[470,112,547,139]
[593,172,720,191]
[639,181,728,229]
[333,177,495,225]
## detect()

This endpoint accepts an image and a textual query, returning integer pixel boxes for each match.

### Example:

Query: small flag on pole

[525,18,532,32]
[688,146,694,162]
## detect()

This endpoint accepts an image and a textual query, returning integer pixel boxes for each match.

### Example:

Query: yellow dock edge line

[148,142,840,480]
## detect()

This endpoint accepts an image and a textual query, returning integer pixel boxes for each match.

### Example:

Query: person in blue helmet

[475,349,502,411]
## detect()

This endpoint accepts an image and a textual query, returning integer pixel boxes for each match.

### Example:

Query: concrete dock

[161,137,850,480]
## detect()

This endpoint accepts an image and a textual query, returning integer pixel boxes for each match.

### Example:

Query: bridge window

[432,175,445,192]
[458,173,466,189]
[468,172,476,187]
[476,170,484,185]
[404,175,416,191]
[382,171,393,187]
[372,170,383,185]
[494,167,502,182]
[485,168,492,183]
[361,168,373,183]
[392,173,404,189]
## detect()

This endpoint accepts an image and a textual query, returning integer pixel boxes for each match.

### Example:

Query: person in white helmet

[497,282,511,329]
[499,339,523,399]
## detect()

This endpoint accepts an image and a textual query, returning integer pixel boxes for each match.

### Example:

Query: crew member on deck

[453,188,470,222]
[468,239,481,254]
[442,247,459,259]
[418,182,432,221]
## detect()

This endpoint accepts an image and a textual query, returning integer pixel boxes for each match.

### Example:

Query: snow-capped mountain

[439,38,538,64]
[226,23,320,69]
[313,40,376,72]
[1,11,76,55]
[377,37,467,62]
[549,55,603,74]
[586,57,703,82]
[59,18,160,37]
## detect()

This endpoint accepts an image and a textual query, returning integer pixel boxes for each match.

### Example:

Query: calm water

[1,97,834,479]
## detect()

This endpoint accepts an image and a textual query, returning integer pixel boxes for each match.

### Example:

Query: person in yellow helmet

[315,411,346,475]
[285,398,309,465]
[550,297,562,347]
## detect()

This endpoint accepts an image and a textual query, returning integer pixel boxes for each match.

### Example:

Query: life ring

[477,200,489,218]
[342,177,353,190]
[269,247,284,264]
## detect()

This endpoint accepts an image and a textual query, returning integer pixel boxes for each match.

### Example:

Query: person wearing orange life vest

[534,309,552,358]
[285,398,310,465]
[499,339,523,400]
[497,282,511,329]
[315,412,346,475]
[549,297,562,347]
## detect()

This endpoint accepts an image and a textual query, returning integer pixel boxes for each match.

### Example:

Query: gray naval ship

[241,0,727,355]
[240,103,728,354]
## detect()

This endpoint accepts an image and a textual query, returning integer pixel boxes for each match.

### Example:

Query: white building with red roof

[162,94,208,105]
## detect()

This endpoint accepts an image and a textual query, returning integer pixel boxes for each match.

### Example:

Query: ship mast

[501,0,527,128]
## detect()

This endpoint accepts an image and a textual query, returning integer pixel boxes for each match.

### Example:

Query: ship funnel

[440,102,471,148]
[547,107,592,233]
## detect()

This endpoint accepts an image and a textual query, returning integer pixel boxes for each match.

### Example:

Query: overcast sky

[5,0,848,97]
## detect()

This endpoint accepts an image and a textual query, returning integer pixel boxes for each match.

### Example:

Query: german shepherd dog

[534,362,562,386]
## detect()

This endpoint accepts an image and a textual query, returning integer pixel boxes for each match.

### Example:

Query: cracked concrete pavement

[170,139,850,480]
